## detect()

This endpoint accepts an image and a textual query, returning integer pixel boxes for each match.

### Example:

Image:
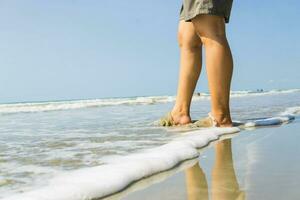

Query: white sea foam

[231,88,300,97]
[3,113,297,200]
[279,106,300,116]
[0,89,299,114]
[0,96,175,114]
[233,104,298,128]
[2,127,240,200]
[234,115,296,128]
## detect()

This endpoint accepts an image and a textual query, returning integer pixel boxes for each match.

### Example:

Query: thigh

[191,15,226,39]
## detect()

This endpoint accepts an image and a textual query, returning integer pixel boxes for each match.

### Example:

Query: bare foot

[194,113,232,128]
[213,113,233,127]
[171,109,192,125]
[218,121,233,127]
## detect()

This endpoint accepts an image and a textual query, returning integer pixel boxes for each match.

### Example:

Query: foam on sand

[2,113,297,200]
[237,115,295,127]
[3,127,240,200]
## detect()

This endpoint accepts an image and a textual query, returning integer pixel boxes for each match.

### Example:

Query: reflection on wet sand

[185,139,245,200]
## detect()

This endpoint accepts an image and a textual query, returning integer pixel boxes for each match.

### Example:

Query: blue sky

[0,0,299,103]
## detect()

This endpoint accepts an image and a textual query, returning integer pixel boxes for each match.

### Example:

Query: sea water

[1,89,300,199]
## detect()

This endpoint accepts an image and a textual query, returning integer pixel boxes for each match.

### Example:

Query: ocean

[1,89,300,199]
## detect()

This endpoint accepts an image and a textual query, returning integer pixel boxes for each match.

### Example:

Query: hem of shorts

[179,10,230,23]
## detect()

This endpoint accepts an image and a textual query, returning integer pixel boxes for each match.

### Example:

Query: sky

[0,0,299,103]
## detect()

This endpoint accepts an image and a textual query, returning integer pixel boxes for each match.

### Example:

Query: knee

[178,29,202,50]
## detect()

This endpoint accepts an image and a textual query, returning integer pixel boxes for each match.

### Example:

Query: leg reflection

[212,139,245,200]
[185,139,245,200]
[185,163,209,200]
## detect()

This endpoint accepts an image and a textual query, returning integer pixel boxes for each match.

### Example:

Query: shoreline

[123,118,300,200]
[3,114,296,200]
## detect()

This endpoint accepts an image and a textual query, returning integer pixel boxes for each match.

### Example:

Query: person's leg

[211,139,243,200]
[192,15,233,127]
[185,163,209,200]
[171,20,203,125]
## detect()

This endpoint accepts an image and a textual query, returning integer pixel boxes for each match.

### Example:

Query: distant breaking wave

[0,89,299,114]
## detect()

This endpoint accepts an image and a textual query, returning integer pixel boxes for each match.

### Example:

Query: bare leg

[211,139,244,200]
[185,163,209,200]
[192,15,233,127]
[171,20,202,125]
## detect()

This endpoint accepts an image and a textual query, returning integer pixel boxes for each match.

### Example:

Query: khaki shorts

[180,0,233,23]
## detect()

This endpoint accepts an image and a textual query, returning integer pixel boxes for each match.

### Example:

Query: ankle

[211,111,232,126]
[172,105,190,117]
[171,106,191,125]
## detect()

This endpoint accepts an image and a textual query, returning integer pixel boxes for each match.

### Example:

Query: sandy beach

[121,118,300,200]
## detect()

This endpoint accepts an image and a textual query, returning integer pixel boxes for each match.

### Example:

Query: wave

[3,114,295,200]
[279,106,300,116]
[0,96,174,114]
[3,127,240,200]
[236,115,295,128]
[0,89,299,114]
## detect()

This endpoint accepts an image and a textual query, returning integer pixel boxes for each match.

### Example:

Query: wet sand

[121,118,300,200]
